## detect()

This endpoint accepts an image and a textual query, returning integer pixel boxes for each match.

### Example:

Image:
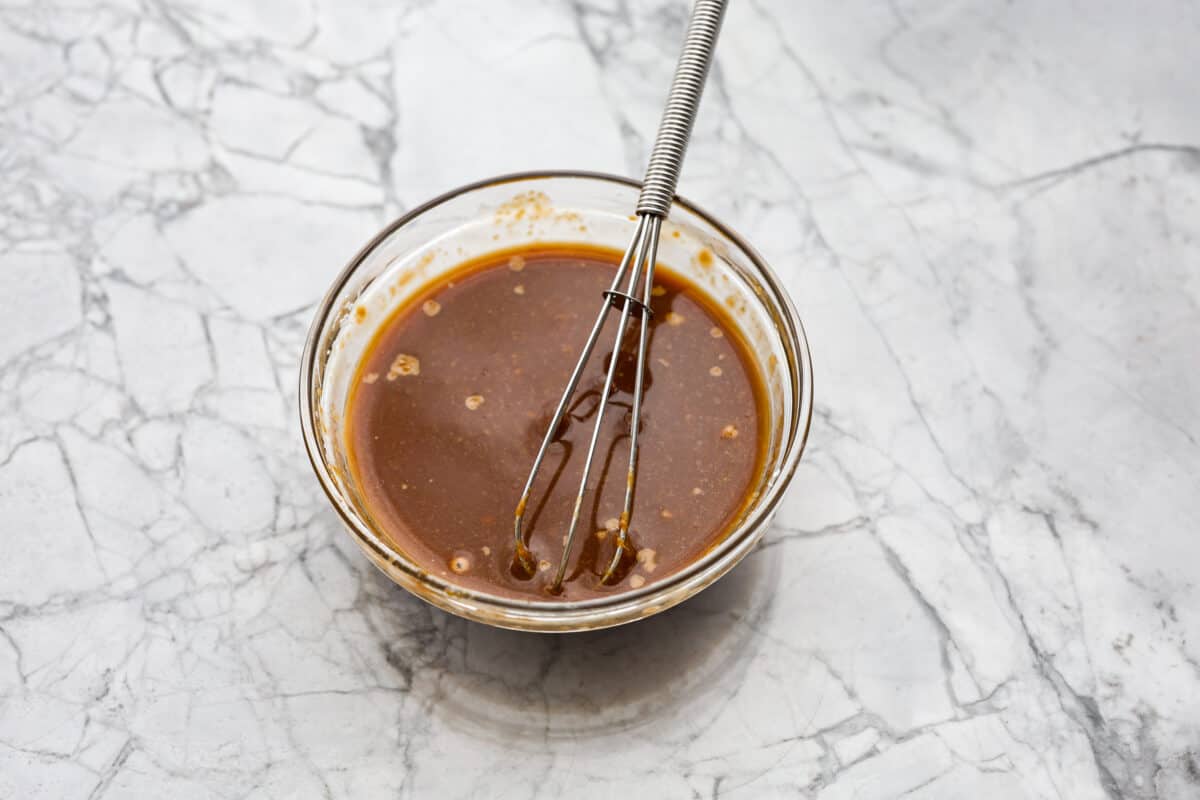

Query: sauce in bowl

[346,243,767,601]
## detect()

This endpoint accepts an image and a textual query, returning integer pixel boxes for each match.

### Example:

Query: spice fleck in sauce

[347,244,766,601]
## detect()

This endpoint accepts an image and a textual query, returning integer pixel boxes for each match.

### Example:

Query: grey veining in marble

[2,1,1199,798]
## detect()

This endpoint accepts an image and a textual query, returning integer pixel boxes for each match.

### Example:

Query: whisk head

[512,213,664,592]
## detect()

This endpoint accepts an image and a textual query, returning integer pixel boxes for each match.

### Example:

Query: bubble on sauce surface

[637,548,658,573]
[387,353,420,379]
[721,423,739,439]
[422,299,441,317]
[450,553,471,574]
[465,394,485,411]
[629,575,646,589]
[665,311,684,326]
[710,366,723,377]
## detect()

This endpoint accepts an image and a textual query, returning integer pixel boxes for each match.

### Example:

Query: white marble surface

[1,0,1199,797]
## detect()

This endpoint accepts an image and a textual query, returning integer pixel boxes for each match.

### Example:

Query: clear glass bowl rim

[298,170,814,629]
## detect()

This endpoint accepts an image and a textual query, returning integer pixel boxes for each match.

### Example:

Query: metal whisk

[513,0,729,592]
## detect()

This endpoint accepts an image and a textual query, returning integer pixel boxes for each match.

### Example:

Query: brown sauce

[346,243,767,601]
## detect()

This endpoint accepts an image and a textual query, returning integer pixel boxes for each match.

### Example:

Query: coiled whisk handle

[635,0,728,218]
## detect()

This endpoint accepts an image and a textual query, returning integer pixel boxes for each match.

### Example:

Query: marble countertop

[2,1,1199,797]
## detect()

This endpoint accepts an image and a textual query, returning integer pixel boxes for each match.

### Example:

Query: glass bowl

[299,171,812,632]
